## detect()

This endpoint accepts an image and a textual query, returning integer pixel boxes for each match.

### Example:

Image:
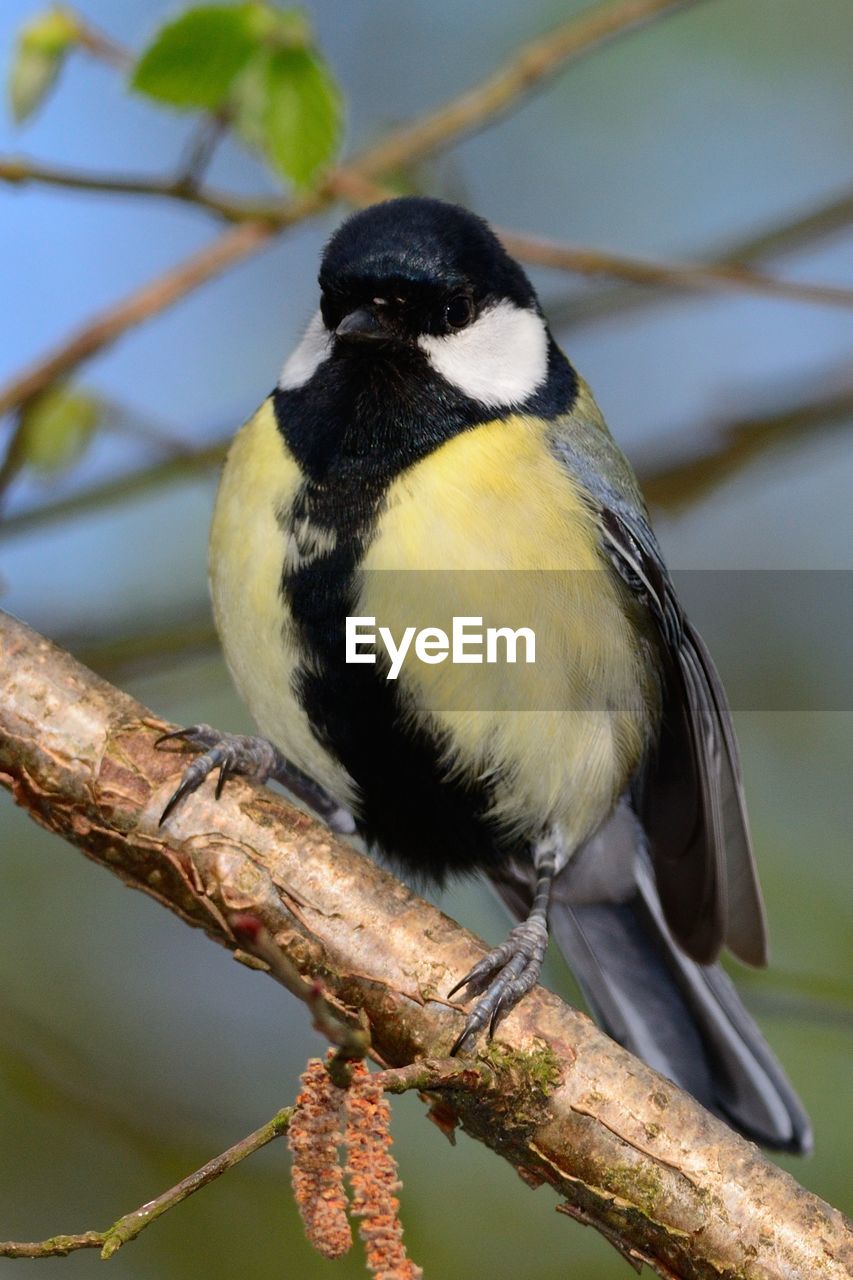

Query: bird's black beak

[335,306,388,341]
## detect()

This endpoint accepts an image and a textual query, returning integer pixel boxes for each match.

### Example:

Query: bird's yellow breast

[360,414,656,844]
[210,401,656,849]
[208,399,357,804]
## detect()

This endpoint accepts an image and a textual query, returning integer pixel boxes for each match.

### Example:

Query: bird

[159,195,811,1153]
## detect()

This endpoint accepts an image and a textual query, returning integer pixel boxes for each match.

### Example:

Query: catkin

[287,1057,352,1259]
[345,1061,422,1280]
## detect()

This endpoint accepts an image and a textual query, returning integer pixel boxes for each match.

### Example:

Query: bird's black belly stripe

[278,473,516,881]
[271,338,577,881]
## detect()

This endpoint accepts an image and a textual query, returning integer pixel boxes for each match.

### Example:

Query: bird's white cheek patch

[418,301,548,408]
[278,310,332,390]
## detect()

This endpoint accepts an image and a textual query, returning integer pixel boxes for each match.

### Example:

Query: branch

[0,156,268,222]
[0,1052,487,1263]
[725,185,853,262]
[0,0,706,424]
[1,0,848,457]
[5,151,850,311]
[548,185,853,331]
[4,368,848,541]
[315,171,853,311]
[345,0,707,177]
[500,229,853,310]
[0,611,850,1280]
[0,1108,293,1259]
[640,383,853,509]
[69,11,132,72]
[0,440,229,537]
[0,220,280,422]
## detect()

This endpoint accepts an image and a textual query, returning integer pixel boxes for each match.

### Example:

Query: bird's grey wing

[548,403,766,966]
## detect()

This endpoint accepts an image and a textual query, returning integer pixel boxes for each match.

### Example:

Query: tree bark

[0,609,849,1280]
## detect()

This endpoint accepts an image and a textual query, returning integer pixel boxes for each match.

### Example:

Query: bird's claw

[448,919,548,1056]
[156,725,277,826]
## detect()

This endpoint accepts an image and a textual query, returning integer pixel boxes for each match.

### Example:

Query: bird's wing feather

[600,503,766,965]
[548,397,767,965]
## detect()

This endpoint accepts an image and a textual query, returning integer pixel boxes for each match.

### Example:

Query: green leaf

[239,46,342,188]
[243,3,311,47]
[229,48,268,152]
[131,5,258,110]
[8,6,80,123]
[18,385,101,473]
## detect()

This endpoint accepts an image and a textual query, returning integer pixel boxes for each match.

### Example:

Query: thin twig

[0,221,281,422]
[640,383,853,509]
[501,230,853,310]
[0,1233,105,1260]
[374,1058,493,1095]
[0,1109,293,1260]
[0,1059,486,1261]
[175,112,231,190]
[315,171,853,310]
[0,440,228,538]
[66,617,219,680]
[349,0,708,180]
[0,156,262,222]
[724,186,853,262]
[99,1108,293,1259]
[0,222,277,510]
[72,13,132,71]
[4,154,850,312]
[4,373,850,541]
[548,185,853,331]
[228,913,371,1072]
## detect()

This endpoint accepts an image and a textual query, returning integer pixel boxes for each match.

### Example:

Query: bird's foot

[156,725,281,825]
[448,915,548,1055]
[156,724,356,833]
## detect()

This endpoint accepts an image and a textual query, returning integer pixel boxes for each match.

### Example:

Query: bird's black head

[317,196,539,340]
[274,197,576,481]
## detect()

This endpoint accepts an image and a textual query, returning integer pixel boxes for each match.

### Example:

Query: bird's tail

[492,804,812,1153]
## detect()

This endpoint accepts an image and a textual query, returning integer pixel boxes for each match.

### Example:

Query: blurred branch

[5,372,850,541]
[0,1053,487,1262]
[640,384,853,510]
[174,112,231,190]
[70,617,219,680]
[0,1024,209,1166]
[0,611,850,1280]
[0,384,201,507]
[716,186,853,263]
[0,0,711,432]
[500,230,853,309]
[0,0,847,527]
[4,151,851,309]
[549,185,853,332]
[0,155,268,221]
[0,440,228,538]
[344,0,707,179]
[63,9,132,72]
[0,220,279,425]
[0,1108,294,1260]
[0,222,275,512]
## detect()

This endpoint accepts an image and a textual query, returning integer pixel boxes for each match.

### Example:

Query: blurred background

[1,1,851,1276]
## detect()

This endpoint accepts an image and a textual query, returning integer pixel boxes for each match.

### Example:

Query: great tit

[160,196,811,1153]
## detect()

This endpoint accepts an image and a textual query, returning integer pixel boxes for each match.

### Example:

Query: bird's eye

[444,294,474,330]
[319,291,338,328]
